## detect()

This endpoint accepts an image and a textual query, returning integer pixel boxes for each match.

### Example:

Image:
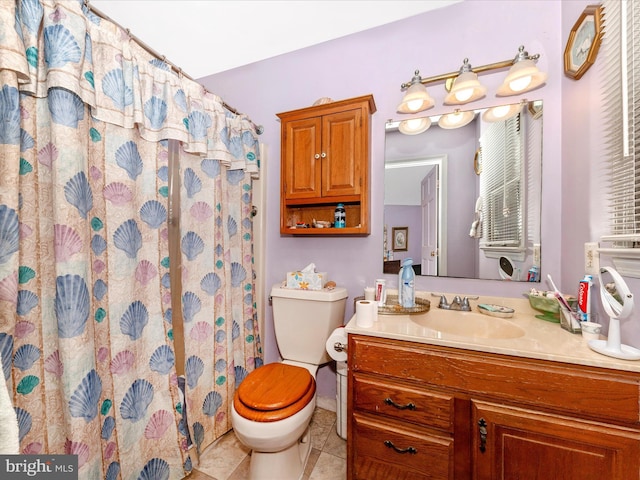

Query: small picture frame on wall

[392,227,408,251]
[564,4,603,80]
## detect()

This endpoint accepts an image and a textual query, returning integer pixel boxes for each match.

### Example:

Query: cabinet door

[322,108,363,197]
[472,401,640,480]
[282,116,322,200]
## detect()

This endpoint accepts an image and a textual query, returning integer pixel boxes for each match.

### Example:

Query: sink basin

[411,310,525,339]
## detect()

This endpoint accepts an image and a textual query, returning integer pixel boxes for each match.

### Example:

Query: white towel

[0,355,20,454]
[469,196,483,239]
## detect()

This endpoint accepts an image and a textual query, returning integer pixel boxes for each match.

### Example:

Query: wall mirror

[383,100,543,281]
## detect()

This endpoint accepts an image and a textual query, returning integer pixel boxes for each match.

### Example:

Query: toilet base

[248,426,312,480]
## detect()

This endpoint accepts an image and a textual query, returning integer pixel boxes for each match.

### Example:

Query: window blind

[479,114,524,250]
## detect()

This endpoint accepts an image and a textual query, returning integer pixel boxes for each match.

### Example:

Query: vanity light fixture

[482,102,524,123]
[438,109,476,129]
[444,59,487,105]
[396,71,435,114]
[398,116,432,135]
[398,45,546,114]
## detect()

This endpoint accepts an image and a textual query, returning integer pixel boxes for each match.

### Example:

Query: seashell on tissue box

[286,271,328,290]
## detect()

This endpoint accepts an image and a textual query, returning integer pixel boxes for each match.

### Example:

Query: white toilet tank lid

[271,284,348,301]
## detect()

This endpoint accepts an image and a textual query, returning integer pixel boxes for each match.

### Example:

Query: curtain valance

[1,0,260,177]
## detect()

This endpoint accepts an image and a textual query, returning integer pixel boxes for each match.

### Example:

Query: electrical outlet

[584,242,599,275]
[533,244,541,266]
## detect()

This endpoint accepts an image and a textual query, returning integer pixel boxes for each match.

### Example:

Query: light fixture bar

[400,48,541,90]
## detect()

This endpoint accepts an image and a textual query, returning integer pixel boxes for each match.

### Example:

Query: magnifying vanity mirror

[383,100,542,281]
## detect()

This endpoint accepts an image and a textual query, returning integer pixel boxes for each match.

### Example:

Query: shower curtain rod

[85,1,264,135]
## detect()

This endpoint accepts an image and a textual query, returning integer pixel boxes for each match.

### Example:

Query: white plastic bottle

[399,258,415,308]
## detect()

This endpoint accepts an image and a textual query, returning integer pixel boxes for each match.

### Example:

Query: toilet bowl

[231,284,348,480]
[231,363,317,480]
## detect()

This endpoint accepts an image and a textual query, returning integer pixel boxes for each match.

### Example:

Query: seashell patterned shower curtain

[0,1,262,479]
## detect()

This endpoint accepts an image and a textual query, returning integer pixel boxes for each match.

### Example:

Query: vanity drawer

[353,372,454,432]
[352,412,453,480]
[350,335,640,425]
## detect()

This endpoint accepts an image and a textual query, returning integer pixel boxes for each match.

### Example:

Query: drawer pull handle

[478,418,487,453]
[384,397,416,410]
[384,440,417,455]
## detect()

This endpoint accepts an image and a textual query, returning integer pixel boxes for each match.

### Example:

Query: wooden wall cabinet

[277,95,376,235]
[347,334,640,480]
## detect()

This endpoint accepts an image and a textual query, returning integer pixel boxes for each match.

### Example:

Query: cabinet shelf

[277,95,376,236]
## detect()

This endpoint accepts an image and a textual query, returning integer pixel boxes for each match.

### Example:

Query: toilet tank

[270,285,348,365]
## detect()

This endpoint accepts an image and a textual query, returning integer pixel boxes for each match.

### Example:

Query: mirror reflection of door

[421,166,439,275]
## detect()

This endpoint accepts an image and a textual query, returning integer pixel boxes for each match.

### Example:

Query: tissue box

[286,271,327,290]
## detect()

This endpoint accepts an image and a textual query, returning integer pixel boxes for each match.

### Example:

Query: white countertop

[344,291,640,373]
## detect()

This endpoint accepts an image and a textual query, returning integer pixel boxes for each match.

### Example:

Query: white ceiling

[90,0,461,79]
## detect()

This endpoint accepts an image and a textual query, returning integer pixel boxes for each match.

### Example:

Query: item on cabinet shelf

[378,295,430,315]
[398,258,415,308]
[477,303,515,318]
[334,203,346,228]
[286,263,327,290]
[588,266,640,360]
[355,300,377,327]
[325,327,348,362]
[312,219,332,228]
[374,279,386,307]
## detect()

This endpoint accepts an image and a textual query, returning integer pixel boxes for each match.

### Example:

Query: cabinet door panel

[322,109,362,197]
[352,412,453,480]
[282,117,322,199]
[472,401,640,480]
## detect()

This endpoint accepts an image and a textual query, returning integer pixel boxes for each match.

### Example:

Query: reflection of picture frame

[474,148,482,175]
[564,4,602,80]
[392,227,408,251]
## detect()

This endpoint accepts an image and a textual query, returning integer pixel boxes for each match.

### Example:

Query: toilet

[231,284,348,480]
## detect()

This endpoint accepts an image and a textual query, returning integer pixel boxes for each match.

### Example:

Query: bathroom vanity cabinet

[277,95,376,235]
[347,334,640,480]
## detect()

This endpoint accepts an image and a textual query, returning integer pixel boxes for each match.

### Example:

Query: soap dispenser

[398,258,415,308]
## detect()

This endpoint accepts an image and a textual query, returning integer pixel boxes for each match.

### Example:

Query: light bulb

[509,75,532,92]
[407,98,425,112]
[454,88,474,102]
[491,105,511,118]
[449,112,463,124]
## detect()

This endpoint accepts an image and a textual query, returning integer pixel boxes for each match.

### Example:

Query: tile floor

[187,406,346,480]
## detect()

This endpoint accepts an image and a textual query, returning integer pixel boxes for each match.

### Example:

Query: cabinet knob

[321,152,327,158]
[314,153,320,159]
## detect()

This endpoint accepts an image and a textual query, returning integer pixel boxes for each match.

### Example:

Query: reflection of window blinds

[480,114,523,247]
[602,0,640,245]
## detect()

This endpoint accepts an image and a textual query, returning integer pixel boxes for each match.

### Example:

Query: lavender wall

[198,0,640,398]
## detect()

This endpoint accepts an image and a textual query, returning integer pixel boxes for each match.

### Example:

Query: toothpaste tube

[577,274,593,321]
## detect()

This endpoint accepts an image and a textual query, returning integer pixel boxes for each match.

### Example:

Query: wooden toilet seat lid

[234,363,315,422]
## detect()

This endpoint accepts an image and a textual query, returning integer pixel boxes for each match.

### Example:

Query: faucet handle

[461,297,471,311]
[438,295,449,309]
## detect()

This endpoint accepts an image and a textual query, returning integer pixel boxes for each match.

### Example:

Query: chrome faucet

[432,293,475,312]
